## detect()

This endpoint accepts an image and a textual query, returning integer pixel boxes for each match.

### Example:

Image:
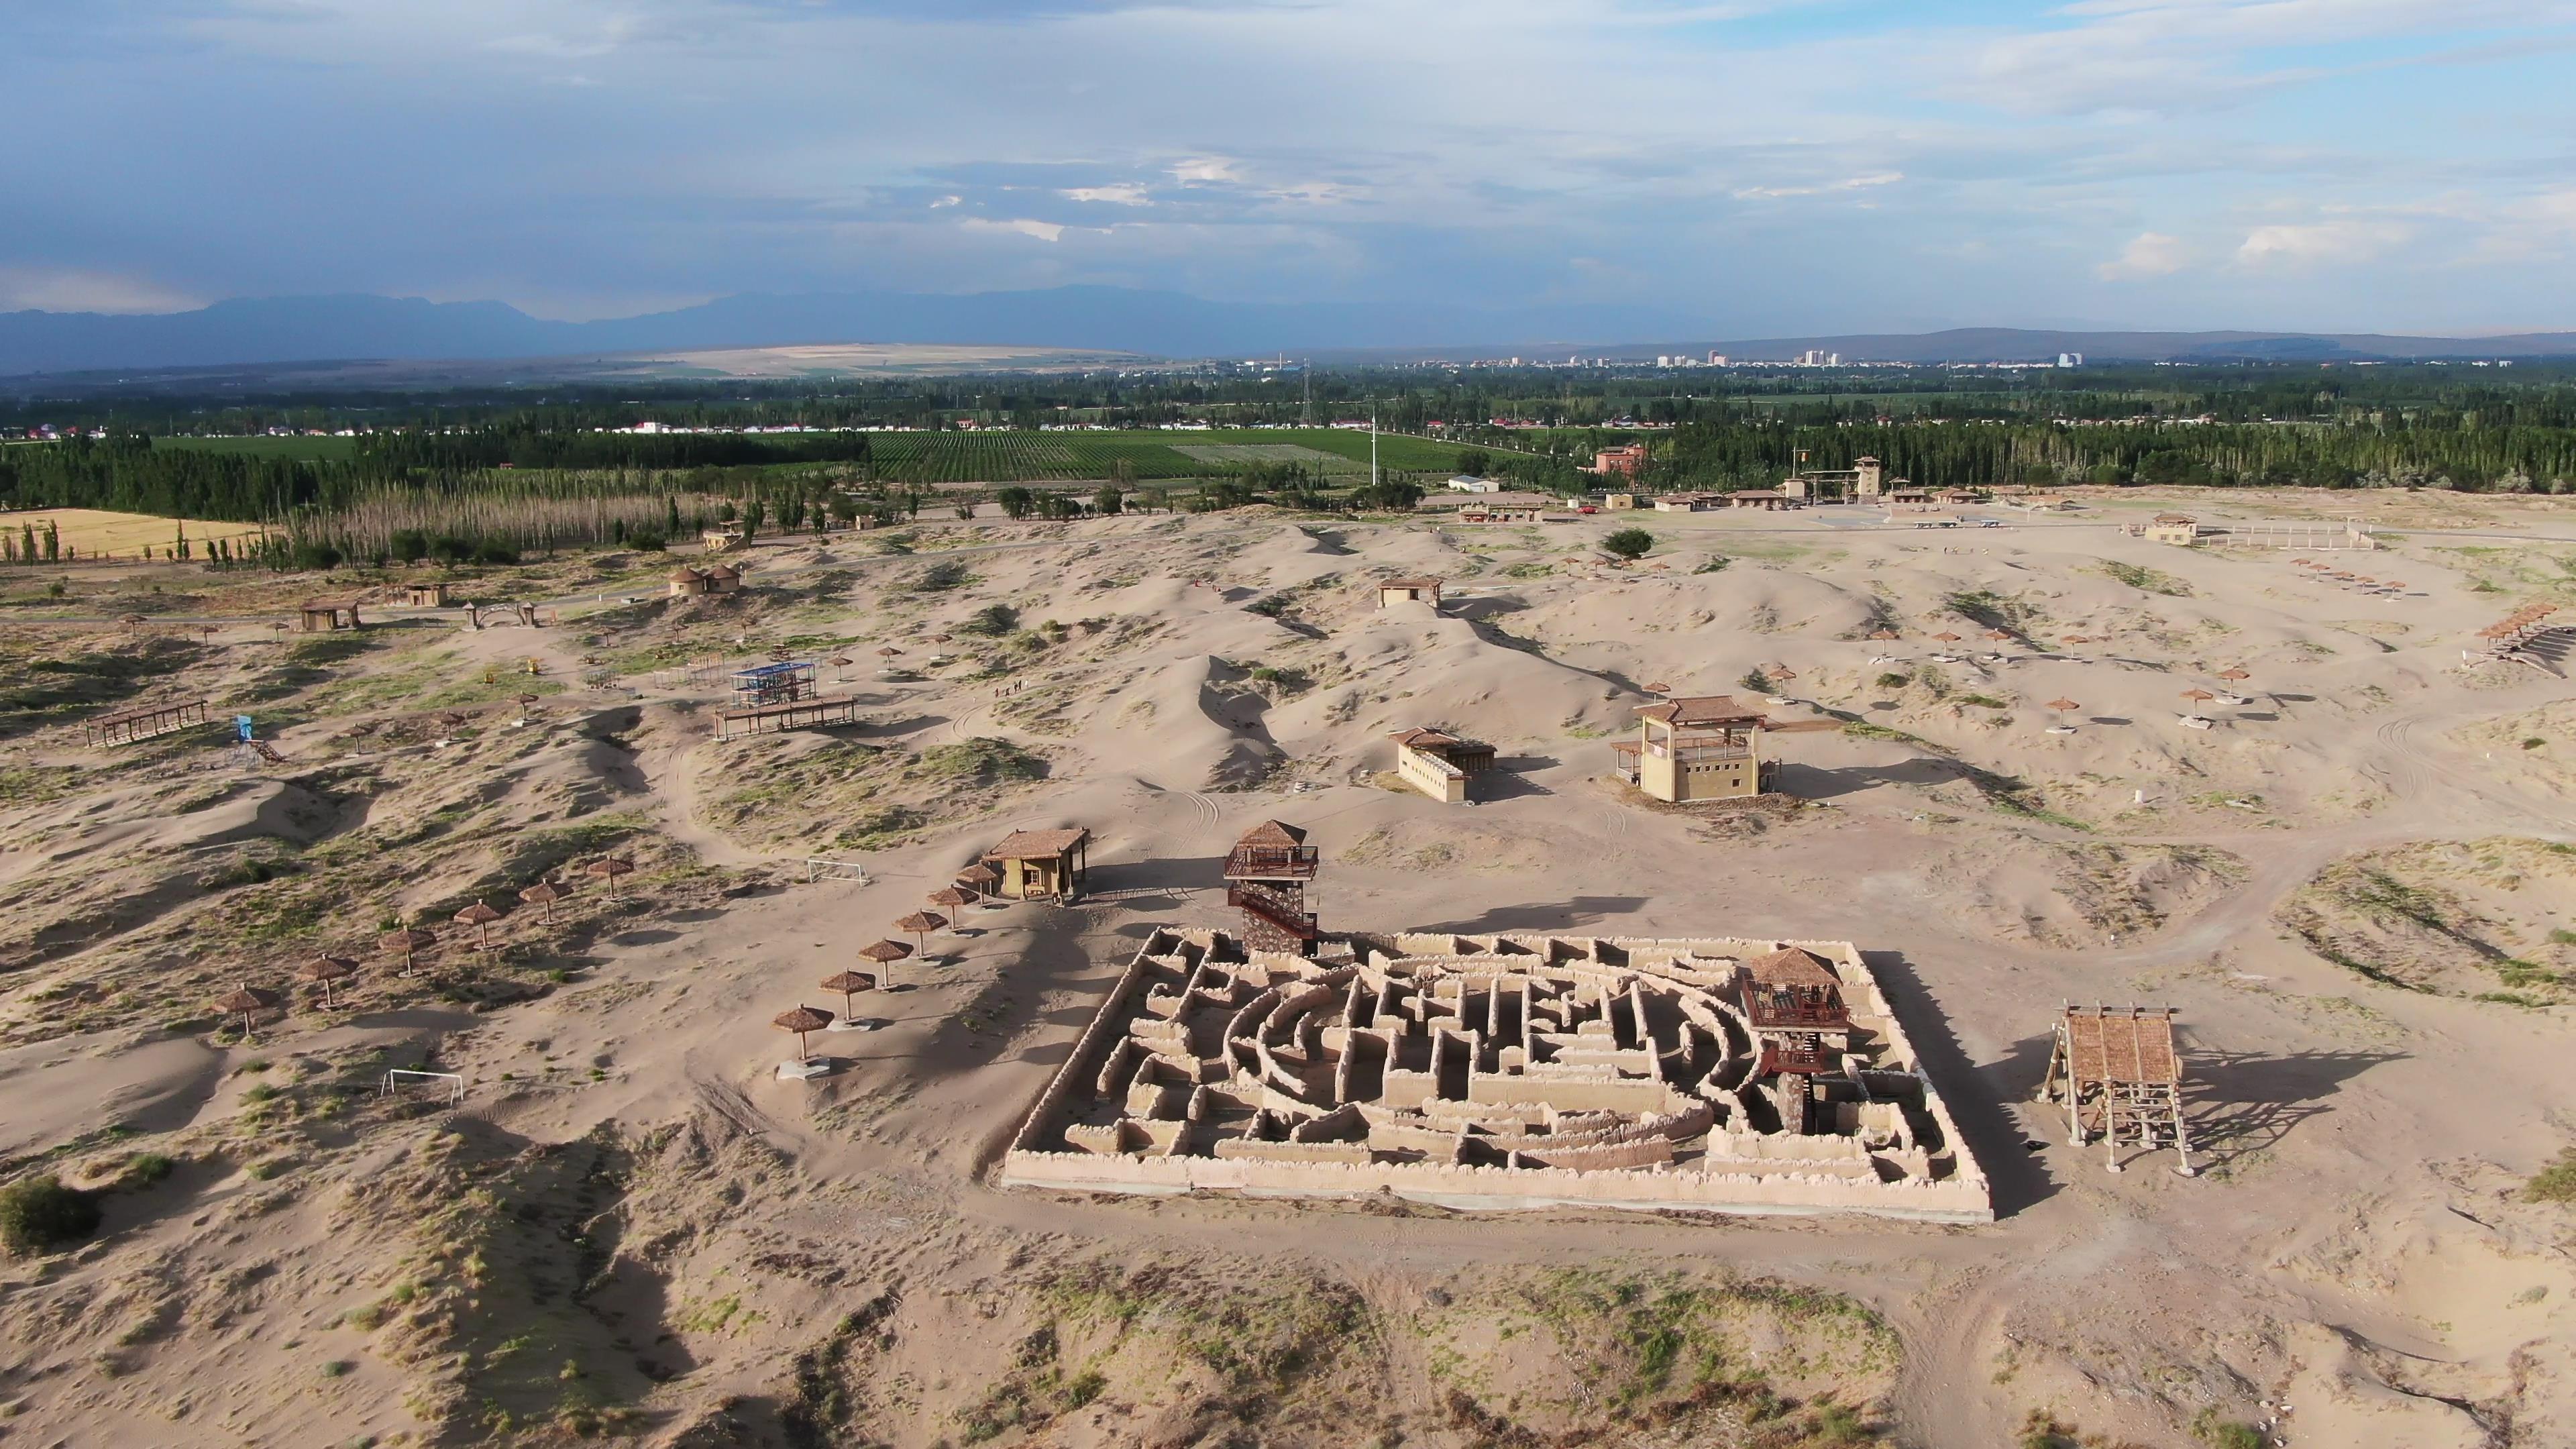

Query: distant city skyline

[7,1,2575,335]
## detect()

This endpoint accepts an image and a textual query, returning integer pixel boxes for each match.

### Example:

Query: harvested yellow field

[1,507,274,560]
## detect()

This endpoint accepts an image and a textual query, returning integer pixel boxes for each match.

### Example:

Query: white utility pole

[1371,406,1379,489]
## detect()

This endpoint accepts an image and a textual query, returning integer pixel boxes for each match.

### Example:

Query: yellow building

[1376,577,1444,608]
[1611,695,1774,802]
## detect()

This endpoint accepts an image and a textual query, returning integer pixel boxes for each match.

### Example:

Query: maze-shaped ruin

[1003,929,1992,1222]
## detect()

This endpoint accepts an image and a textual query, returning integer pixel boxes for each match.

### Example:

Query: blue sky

[5,0,2575,333]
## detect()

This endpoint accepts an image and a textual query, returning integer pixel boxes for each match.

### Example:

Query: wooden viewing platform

[83,700,209,747]
[716,695,860,741]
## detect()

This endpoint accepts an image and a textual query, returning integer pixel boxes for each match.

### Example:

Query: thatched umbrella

[585,857,636,898]
[2045,698,2082,713]
[828,653,854,682]
[896,911,947,954]
[773,1006,833,1065]
[955,863,1000,892]
[2180,688,2216,708]
[876,645,904,659]
[820,969,875,1021]
[1761,664,1797,682]
[2216,667,2251,682]
[1643,680,1672,698]
[213,984,272,1040]
[859,938,914,987]
[381,926,437,973]
[518,881,563,924]
[1985,629,2013,641]
[928,885,977,912]
[453,900,505,951]
[298,955,358,1008]
[1868,629,1900,641]
[1931,631,1962,643]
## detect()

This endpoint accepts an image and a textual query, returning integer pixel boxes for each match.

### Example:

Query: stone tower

[1223,820,1320,955]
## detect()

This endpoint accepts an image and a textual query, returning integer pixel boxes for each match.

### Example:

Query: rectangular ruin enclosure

[1001,929,1993,1223]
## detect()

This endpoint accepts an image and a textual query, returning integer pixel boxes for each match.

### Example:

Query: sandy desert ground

[1,492,2572,1448]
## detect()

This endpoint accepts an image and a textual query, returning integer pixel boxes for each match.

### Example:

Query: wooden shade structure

[819,970,876,1021]
[453,900,505,950]
[518,881,563,924]
[585,857,637,898]
[773,1006,833,1064]
[1868,629,1900,641]
[895,911,947,952]
[1931,631,1962,643]
[297,955,358,1008]
[381,927,437,973]
[2179,688,2216,703]
[1984,629,2013,641]
[2216,668,2251,681]
[875,645,904,658]
[955,863,1000,890]
[1642,680,1672,696]
[927,885,977,910]
[857,938,913,987]
[2045,698,2081,712]
[213,984,273,1040]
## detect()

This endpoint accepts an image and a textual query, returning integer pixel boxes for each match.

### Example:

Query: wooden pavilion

[1735,947,1852,1079]
[297,599,362,633]
[2039,1004,2194,1175]
[980,827,1091,902]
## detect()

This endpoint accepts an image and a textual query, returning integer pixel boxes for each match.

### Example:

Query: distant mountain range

[1,288,2570,377]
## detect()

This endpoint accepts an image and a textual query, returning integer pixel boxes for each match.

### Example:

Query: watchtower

[1223,820,1320,955]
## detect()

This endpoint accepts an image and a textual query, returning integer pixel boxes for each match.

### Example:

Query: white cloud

[1063,183,1150,205]
[2097,231,2188,279]
[1168,156,1240,185]
[0,267,201,315]
[1732,171,1902,200]
[2237,219,2412,268]
[962,217,1067,242]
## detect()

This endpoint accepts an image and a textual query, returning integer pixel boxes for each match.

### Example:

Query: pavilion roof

[1741,946,1841,988]
[1387,727,1462,749]
[1635,694,1770,729]
[1380,576,1444,590]
[1235,819,1309,848]
[2061,1005,2180,1085]
[984,826,1091,859]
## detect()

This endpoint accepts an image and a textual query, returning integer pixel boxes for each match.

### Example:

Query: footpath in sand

[0,498,2571,1448]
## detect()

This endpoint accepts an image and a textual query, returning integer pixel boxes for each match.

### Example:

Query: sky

[4,0,2575,335]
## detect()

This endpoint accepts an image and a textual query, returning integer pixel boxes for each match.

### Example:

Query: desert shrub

[960,603,1019,637]
[0,1176,102,1255]
[911,560,972,592]
[1874,672,1910,688]
[2526,1147,2576,1204]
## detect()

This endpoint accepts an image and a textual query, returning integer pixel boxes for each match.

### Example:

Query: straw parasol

[380,926,437,973]
[773,1006,833,1065]
[1931,631,1962,643]
[928,885,977,912]
[858,938,914,987]
[955,863,1000,891]
[1984,629,2013,641]
[896,911,948,953]
[585,857,637,898]
[297,955,358,1008]
[820,970,876,1021]
[876,645,904,659]
[2216,667,2251,682]
[2045,698,2081,712]
[213,983,272,1040]
[1643,680,1672,697]
[453,900,505,951]
[518,881,562,924]
[2180,688,2216,704]
[1868,629,1900,641]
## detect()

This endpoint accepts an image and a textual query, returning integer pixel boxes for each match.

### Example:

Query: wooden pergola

[2039,1004,2194,1175]
[82,700,209,747]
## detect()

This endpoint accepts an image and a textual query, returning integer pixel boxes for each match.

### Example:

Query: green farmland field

[863,427,1468,485]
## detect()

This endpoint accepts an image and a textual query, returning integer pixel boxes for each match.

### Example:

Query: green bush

[0,1176,102,1256]
[1602,527,1655,560]
[1874,672,1911,689]
[2526,1147,2576,1204]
